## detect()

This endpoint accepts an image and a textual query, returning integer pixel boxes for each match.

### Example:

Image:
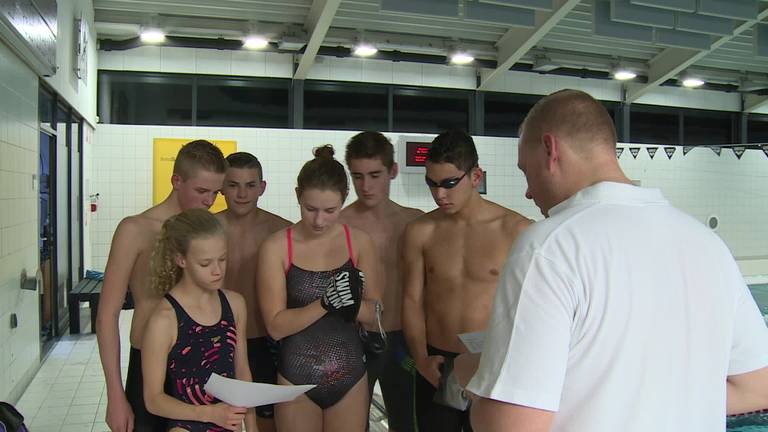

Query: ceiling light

[450,51,474,65]
[682,76,705,88]
[612,67,637,81]
[353,42,378,57]
[140,28,165,44]
[244,35,269,50]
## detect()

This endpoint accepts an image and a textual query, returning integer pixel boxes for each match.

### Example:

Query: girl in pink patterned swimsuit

[142,209,257,431]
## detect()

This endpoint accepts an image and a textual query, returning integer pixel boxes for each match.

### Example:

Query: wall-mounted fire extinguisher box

[89,193,100,212]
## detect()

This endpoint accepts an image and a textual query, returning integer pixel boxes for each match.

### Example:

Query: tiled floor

[15,310,132,432]
[15,309,388,432]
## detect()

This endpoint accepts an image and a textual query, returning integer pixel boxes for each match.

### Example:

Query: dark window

[39,87,55,128]
[483,93,539,137]
[196,77,290,128]
[683,109,736,145]
[630,105,679,145]
[748,114,768,144]
[56,104,70,133]
[304,81,387,131]
[393,88,469,133]
[99,72,193,125]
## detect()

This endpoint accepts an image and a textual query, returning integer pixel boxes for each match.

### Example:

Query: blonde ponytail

[149,208,224,295]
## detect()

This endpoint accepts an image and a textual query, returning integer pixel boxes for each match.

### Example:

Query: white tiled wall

[90,125,768,276]
[0,40,42,402]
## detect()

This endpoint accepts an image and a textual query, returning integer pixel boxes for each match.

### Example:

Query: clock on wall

[74,12,89,82]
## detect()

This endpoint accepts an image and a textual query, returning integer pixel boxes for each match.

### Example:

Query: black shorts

[125,347,167,432]
[414,345,472,432]
[366,330,417,432]
[247,337,279,419]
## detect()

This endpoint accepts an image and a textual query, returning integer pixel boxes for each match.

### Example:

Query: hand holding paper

[204,373,315,408]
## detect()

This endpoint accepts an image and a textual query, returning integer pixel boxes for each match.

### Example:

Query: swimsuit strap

[343,224,356,268]
[285,227,293,273]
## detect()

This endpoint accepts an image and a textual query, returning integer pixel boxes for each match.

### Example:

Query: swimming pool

[726,284,768,431]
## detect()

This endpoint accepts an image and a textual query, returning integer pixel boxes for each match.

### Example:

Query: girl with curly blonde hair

[142,208,257,431]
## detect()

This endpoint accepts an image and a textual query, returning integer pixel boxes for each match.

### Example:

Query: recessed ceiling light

[450,51,474,65]
[244,35,269,50]
[353,43,378,57]
[613,68,637,81]
[140,28,165,44]
[682,77,705,88]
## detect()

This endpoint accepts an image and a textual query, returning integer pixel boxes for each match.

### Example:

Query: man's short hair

[427,130,479,172]
[173,140,227,180]
[345,131,395,170]
[521,89,617,152]
[226,152,264,180]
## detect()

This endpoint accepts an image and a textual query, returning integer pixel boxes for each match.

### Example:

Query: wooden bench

[69,279,134,334]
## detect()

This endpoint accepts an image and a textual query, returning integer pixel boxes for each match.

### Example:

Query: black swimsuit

[165,290,237,432]
[278,224,366,409]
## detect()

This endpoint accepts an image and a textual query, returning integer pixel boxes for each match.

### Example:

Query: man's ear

[542,133,560,171]
[390,162,399,180]
[295,187,301,201]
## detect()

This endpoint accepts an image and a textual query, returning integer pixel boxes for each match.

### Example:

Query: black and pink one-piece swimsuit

[165,290,237,432]
[278,224,366,409]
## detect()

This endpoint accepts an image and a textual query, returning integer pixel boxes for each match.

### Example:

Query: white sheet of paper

[458,331,486,354]
[204,373,315,408]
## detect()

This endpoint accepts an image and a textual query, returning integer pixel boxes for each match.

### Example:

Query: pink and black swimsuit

[278,225,366,409]
[165,290,237,432]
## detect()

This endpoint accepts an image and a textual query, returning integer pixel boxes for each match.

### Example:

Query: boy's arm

[402,221,441,387]
[354,231,383,328]
[96,218,139,432]
[228,291,258,431]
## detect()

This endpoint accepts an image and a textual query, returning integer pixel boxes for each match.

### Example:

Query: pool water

[726,284,768,432]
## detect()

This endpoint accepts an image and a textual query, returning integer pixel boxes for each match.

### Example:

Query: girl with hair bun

[258,145,383,431]
[142,208,257,432]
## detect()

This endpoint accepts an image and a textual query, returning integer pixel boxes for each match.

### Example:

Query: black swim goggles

[425,171,469,189]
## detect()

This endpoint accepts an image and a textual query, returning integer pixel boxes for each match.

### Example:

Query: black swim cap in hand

[321,269,364,322]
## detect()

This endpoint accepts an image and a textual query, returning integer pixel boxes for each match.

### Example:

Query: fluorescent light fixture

[612,67,637,81]
[450,51,474,65]
[244,35,269,49]
[682,76,704,88]
[353,43,378,57]
[140,28,165,44]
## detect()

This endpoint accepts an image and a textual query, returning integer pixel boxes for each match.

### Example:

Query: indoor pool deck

[13,310,388,431]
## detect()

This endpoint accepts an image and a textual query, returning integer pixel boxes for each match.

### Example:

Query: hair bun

[313,144,335,160]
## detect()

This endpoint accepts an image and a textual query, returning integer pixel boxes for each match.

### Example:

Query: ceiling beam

[744,94,768,113]
[627,4,768,103]
[478,0,580,91]
[294,0,341,80]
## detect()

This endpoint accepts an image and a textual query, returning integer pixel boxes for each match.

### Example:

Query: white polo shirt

[468,182,768,432]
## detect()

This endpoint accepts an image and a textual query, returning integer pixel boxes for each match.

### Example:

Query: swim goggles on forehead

[425,170,469,189]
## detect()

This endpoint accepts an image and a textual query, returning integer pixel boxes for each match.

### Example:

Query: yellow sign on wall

[153,138,237,213]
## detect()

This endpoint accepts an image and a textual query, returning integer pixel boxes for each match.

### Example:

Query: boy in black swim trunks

[402,131,530,432]
[340,131,424,431]
[97,140,227,432]
[216,152,291,432]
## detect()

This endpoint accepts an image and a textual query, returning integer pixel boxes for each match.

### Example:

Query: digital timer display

[405,141,432,167]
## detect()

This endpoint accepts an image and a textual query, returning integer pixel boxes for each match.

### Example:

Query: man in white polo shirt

[466,89,768,432]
